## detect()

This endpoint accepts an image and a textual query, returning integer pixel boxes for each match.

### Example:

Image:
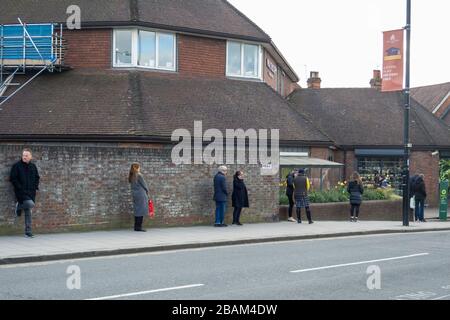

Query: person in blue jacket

[213,166,228,227]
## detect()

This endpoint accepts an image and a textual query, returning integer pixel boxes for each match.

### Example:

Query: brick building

[288,72,450,207]
[0,0,331,234]
[0,1,448,234]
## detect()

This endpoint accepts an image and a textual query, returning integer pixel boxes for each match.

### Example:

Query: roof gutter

[0,135,332,147]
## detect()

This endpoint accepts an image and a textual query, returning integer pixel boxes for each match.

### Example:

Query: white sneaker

[288,217,296,222]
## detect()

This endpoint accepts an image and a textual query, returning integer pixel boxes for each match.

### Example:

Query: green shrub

[279,185,397,205]
[279,193,289,205]
[309,191,325,203]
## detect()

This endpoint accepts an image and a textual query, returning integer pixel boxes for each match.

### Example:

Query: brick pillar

[410,151,440,207]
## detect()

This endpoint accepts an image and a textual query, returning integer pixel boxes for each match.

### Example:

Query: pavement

[1,214,449,265]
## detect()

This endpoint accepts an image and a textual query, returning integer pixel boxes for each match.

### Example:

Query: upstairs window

[114,30,134,66]
[113,29,176,71]
[226,41,261,79]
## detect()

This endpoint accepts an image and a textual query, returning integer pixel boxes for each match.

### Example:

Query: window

[114,30,133,66]
[138,31,156,67]
[357,157,403,194]
[226,41,261,79]
[113,29,176,71]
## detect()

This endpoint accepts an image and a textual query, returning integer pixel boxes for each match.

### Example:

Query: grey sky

[229,0,450,88]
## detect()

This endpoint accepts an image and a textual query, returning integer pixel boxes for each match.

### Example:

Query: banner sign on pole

[382,29,404,92]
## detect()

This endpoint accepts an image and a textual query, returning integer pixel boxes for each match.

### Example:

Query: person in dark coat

[285,170,296,222]
[232,171,249,226]
[213,166,228,227]
[293,168,314,224]
[413,174,427,222]
[10,148,40,238]
[347,172,364,222]
[129,163,149,232]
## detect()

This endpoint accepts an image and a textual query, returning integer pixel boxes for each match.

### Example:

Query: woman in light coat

[129,163,149,232]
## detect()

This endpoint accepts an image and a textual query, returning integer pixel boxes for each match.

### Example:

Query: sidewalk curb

[1,227,450,265]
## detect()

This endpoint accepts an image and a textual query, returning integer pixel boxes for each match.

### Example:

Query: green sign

[439,180,449,221]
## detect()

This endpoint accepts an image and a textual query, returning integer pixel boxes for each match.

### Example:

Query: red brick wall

[283,73,296,97]
[343,150,356,180]
[311,147,329,160]
[410,151,440,207]
[0,143,279,235]
[263,50,277,92]
[280,200,406,221]
[63,29,112,69]
[178,34,225,77]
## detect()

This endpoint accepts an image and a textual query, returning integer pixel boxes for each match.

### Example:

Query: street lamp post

[402,0,411,226]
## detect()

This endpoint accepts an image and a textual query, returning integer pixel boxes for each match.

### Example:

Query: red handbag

[148,199,155,218]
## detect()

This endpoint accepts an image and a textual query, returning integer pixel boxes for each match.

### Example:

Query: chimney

[307,71,321,89]
[370,70,382,89]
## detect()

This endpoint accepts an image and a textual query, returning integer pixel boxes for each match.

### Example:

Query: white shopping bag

[410,196,415,209]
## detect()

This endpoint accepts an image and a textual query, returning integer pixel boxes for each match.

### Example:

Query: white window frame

[113,28,176,71]
[226,41,262,80]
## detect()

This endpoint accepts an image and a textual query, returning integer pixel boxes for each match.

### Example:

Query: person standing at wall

[213,166,228,227]
[10,148,40,238]
[128,163,149,232]
[347,172,364,222]
[232,171,249,226]
[412,174,427,222]
[286,170,296,222]
[293,168,314,224]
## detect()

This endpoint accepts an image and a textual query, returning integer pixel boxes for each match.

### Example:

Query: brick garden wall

[0,143,279,235]
[279,200,406,221]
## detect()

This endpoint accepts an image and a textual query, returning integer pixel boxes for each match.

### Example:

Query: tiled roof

[0,69,329,144]
[0,0,270,42]
[411,82,450,113]
[288,88,450,148]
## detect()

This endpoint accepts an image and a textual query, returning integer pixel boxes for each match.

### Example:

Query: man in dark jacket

[413,174,427,222]
[10,148,40,238]
[286,171,296,222]
[213,166,228,227]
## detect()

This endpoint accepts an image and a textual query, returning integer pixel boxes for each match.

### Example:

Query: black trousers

[350,204,360,218]
[296,207,312,222]
[232,207,242,223]
[287,194,294,218]
[134,216,144,230]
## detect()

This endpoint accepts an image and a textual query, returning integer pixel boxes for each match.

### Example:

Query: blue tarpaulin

[0,24,55,61]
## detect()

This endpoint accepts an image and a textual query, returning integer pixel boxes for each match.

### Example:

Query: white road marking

[290,253,429,273]
[85,284,205,300]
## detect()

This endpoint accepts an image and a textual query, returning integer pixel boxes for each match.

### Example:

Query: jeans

[350,204,360,218]
[215,201,226,225]
[18,200,35,234]
[415,199,425,221]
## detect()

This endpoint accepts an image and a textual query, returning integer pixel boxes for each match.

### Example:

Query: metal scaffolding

[0,19,64,106]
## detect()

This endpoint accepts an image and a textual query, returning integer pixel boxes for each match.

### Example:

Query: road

[1,231,450,300]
